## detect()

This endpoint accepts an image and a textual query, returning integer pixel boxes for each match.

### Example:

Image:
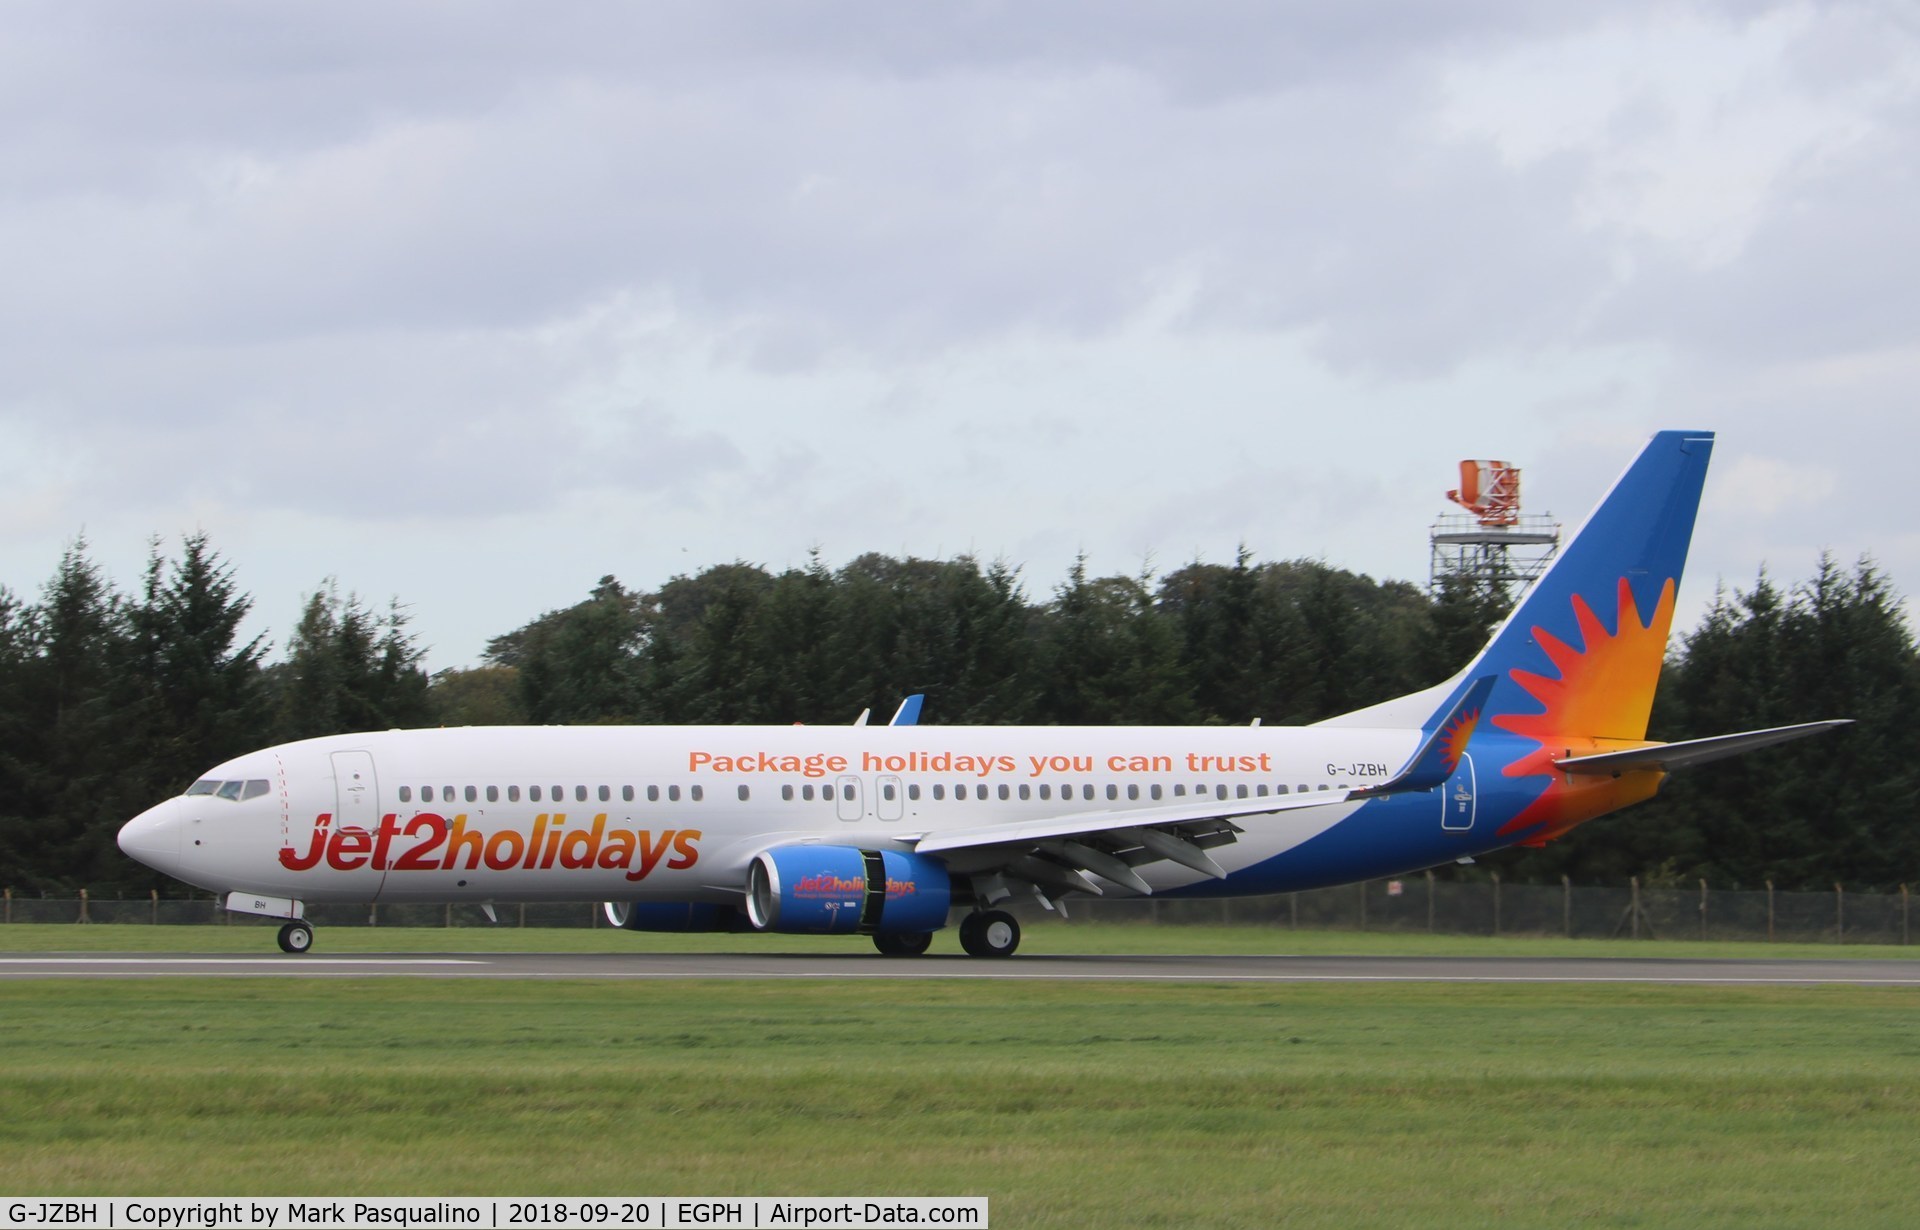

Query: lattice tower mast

[1429,459,1561,595]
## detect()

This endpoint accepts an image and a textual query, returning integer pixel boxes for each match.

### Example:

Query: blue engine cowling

[745,846,952,935]
[601,901,757,933]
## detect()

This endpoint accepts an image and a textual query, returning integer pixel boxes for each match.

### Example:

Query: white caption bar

[2,1200,987,1230]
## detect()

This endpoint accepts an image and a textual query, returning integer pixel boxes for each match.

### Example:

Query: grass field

[3,919,1917,960]
[3,966,1919,1227]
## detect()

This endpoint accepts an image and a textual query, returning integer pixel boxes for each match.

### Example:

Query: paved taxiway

[4,951,1919,984]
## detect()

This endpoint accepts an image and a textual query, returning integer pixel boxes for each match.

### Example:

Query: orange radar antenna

[1447,460,1522,528]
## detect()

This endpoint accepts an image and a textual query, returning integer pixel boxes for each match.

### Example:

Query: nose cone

[118,798,185,873]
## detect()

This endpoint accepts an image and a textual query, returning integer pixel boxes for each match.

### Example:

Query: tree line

[0,536,1912,896]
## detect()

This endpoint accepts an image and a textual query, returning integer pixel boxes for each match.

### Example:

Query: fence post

[1562,875,1572,938]
[150,889,159,926]
[78,888,89,925]
[445,902,453,928]
[1630,877,1640,940]
[368,903,378,927]
[1766,880,1775,942]
[1835,883,1844,944]
[1699,878,1708,941]
[1426,870,1435,934]
[518,902,526,928]
[4,887,10,925]
[1491,871,1501,936]
[1903,884,1910,946]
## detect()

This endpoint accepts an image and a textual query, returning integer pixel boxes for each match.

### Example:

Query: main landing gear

[872,931,934,957]
[959,910,1020,958]
[276,920,314,954]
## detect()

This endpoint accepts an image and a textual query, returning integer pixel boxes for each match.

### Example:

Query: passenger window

[932,784,945,801]
[823,785,836,801]
[186,780,219,797]
[647,786,660,802]
[1235,785,1248,799]
[907,784,921,801]
[216,780,244,801]
[691,785,703,801]
[508,785,521,802]
[1217,785,1229,800]
[398,786,413,803]
[622,786,634,802]
[1150,784,1162,800]
[951,784,964,802]
[465,786,478,803]
[845,783,858,800]
[1256,784,1268,797]
[485,785,498,802]
[551,786,562,801]
[1038,784,1051,801]
[443,787,454,802]
[782,785,794,801]
[1173,784,1186,797]
[883,783,897,801]
[737,785,749,801]
[575,785,588,803]
[598,785,610,803]
[1018,784,1031,800]
[802,785,815,801]
[1276,784,1289,794]
[1105,784,1118,801]
[667,785,681,802]
[997,784,1010,801]
[1127,784,1139,801]
[421,786,435,802]
[1082,784,1094,801]
[530,786,542,802]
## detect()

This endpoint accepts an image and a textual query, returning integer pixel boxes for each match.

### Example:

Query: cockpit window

[185,780,219,797]
[215,780,246,801]
[241,779,271,801]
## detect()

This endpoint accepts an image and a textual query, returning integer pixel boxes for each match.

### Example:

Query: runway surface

[4,951,1920,983]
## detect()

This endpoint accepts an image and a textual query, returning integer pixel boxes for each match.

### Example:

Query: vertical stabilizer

[1323,431,1714,737]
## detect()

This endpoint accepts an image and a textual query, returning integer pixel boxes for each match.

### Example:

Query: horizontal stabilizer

[1554,720,1852,776]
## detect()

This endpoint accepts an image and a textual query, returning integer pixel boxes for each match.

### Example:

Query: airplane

[116,430,1847,957]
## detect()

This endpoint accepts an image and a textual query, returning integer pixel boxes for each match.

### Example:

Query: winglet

[1354,675,1495,797]
[889,694,925,727]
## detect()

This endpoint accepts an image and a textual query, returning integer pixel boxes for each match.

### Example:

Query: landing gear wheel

[873,931,934,957]
[959,910,1020,958]
[276,921,314,954]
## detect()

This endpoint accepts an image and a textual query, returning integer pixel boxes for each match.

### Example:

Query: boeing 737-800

[116,431,1845,956]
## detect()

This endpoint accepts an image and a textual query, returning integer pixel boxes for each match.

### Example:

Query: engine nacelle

[745,845,951,935]
[602,901,756,933]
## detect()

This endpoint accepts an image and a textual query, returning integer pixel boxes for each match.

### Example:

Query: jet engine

[601,901,756,933]
[745,845,951,935]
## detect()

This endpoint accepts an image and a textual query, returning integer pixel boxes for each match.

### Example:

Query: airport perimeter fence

[3,876,1914,944]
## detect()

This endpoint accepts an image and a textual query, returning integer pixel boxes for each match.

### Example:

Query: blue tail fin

[1324,430,1715,738]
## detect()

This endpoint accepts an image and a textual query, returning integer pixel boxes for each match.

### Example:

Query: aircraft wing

[908,790,1358,899]
[1553,720,1852,775]
[909,681,1497,902]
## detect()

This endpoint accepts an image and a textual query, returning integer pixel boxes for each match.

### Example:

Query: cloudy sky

[2,1,1914,670]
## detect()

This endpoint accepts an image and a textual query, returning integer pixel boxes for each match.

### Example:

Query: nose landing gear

[276,920,314,954]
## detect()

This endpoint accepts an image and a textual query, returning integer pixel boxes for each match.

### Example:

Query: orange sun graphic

[1493,576,1678,845]
[1438,706,1480,778]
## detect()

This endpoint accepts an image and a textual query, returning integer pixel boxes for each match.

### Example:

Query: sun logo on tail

[1438,706,1480,778]
[1493,577,1678,844]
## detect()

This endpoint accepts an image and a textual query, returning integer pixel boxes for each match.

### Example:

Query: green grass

[2,977,1919,1227]
[2,919,1915,960]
